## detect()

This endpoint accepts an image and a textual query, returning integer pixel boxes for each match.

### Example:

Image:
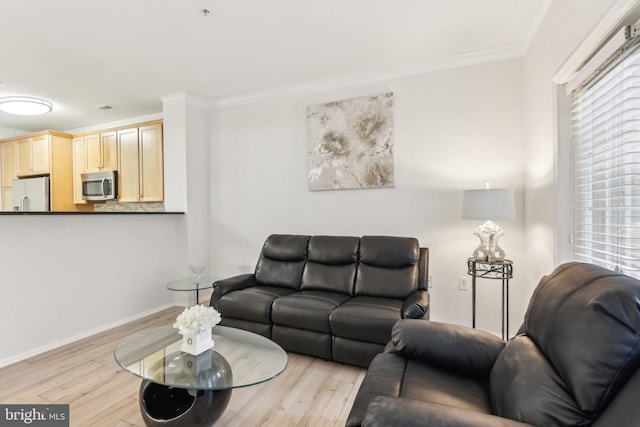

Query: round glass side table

[166,276,217,306]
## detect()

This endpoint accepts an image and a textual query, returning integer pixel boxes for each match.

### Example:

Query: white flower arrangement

[474,220,504,236]
[173,304,221,335]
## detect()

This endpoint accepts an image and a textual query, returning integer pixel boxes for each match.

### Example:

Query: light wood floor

[0,306,366,426]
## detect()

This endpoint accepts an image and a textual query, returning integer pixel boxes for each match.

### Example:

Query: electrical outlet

[458,276,470,291]
[428,275,433,288]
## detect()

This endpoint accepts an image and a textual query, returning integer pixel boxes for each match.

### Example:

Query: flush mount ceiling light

[0,96,53,115]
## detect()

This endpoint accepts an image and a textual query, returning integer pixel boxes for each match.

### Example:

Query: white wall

[0,112,193,367]
[521,0,626,309]
[209,58,526,332]
[0,214,185,366]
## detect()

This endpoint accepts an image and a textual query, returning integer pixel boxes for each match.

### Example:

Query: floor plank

[0,307,366,426]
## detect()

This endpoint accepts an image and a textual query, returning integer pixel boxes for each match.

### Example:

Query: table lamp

[462,183,515,262]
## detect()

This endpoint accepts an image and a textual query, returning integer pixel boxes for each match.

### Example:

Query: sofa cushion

[361,397,531,427]
[271,290,350,333]
[300,236,359,294]
[301,263,356,294]
[255,234,310,289]
[330,296,404,344]
[261,234,310,261]
[346,352,493,427]
[218,286,294,324]
[521,262,640,415]
[346,352,407,427]
[490,335,588,426]
[356,236,419,298]
[402,359,493,414]
[307,235,359,264]
[359,236,419,267]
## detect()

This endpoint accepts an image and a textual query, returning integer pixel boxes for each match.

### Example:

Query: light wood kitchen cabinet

[1,186,12,211]
[49,135,75,212]
[85,131,118,172]
[17,134,51,177]
[117,127,140,202]
[4,120,164,212]
[139,123,164,202]
[0,141,17,210]
[0,131,75,211]
[117,122,164,203]
[72,137,87,205]
[71,131,115,209]
[1,141,17,187]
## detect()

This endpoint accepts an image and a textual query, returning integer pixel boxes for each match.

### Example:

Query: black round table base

[139,380,232,427]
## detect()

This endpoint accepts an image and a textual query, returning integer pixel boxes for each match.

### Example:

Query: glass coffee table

[114,325,287,426]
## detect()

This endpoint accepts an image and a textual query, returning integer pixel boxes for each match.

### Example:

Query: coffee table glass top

[114,325,287,390]
[166,276,217,292]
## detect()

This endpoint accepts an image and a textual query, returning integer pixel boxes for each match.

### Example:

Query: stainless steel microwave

[81,170,117,201]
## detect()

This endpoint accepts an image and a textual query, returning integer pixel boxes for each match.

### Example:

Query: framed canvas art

[307,92,394,191]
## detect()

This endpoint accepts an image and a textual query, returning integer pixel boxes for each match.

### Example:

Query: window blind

[571,41,640,277]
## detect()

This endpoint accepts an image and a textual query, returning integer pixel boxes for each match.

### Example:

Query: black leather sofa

[347,262,640,427]
[210,234,429,367]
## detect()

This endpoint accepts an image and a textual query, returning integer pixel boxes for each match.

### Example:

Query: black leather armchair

[347,262,640,426]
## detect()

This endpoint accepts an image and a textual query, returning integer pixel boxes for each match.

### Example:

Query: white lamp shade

[462,188,515,221]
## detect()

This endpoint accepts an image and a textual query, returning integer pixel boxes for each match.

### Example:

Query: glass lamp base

[472,224,506,262]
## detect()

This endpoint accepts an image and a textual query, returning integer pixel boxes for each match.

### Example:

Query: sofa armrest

[390,319,505,379]
[210,274,257,308]
[362,397,533,427]
[402,290,430,319]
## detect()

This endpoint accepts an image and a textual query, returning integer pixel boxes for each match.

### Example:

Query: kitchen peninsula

[0,119,165,213]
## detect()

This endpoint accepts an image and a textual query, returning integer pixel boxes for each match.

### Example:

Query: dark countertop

[0,211,185,215]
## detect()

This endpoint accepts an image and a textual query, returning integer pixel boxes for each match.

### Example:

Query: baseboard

[0,302,176,369]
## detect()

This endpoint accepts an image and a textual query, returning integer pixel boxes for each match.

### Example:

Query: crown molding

[517,0,554,55]
[209,45,523,109]
[64,112,163,134]
[160,92,208,110]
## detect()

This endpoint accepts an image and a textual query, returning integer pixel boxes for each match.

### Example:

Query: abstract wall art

[307,92,394,191]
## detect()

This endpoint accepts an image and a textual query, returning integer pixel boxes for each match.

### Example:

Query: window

[571,27,640,277]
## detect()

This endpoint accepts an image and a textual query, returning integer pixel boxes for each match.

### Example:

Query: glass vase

[473,229,505,262]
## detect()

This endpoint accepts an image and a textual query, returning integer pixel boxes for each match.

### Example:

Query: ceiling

[0,0,550,133]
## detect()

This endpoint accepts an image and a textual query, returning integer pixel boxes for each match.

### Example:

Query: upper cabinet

[72,120,164,205]
[139,123,164,202]
[85,131,118,172]
[117,122,164,203]
[0,131,74,211]
[1,120,164,212]
[1,141,17,187]
[72,137,88,206]
[72,130,119,207]
[17,134,51,177]
[1,141,17,211]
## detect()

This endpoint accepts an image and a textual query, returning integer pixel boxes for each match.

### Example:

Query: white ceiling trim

[209,44,524,110]
[516,0,554,55]
[64,112,163,135]
[161,93,209,110]
[209,1,554,110]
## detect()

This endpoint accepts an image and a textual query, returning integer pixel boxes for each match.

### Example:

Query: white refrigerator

[12,176,50,211]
